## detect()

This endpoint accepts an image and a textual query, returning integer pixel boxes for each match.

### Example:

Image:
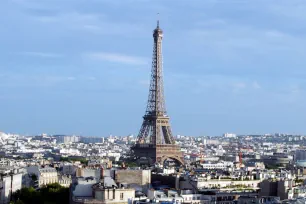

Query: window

[120,193,124,200]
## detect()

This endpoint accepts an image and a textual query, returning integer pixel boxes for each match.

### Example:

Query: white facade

[72,177,99,197]
[223,133,236,138]
[181,176,261,189]
[94,187,135,203]
[59,148,80,155]
[107,152,121,161]
[58,175,72,187]
[26,166,58,187]
[200,162,234,170]
[181,194,211,203]
[76,168,101,179]
[0,168,23,204]
[16,148,46,153]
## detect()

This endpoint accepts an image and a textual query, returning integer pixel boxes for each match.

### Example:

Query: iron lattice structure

[132,21,184,166]
[137,21,175,146]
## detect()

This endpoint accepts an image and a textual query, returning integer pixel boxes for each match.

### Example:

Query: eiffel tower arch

[131,21,184,166]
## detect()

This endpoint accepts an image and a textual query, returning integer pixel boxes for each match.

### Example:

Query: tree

[11,183,69,204]
[12,187,43,204]
[60,157,87,164]
[40,183,69,204]
[10,200,25,204]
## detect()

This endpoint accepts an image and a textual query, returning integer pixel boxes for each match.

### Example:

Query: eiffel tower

[132,21,184,166]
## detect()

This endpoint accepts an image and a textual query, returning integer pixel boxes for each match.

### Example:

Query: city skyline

[2,0,306,136]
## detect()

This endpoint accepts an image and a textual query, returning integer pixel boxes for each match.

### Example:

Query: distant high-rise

[295,149,306,161]
[131,21,184,166]
[81,136,104,144]
[223,133,237,138]
[56,135,80,144]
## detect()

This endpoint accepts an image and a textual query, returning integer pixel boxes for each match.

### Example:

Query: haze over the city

[1,0,306,136]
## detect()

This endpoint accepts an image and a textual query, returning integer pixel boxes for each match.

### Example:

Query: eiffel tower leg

[150,122,156,144]
[162,126,172,144]
[138,120,150,143]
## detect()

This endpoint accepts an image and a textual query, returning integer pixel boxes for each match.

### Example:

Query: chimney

[100,167,104,180]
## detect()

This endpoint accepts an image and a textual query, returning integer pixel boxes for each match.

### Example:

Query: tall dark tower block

[131,21,184,166]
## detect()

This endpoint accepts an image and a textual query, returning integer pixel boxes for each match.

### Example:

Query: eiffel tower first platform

[131,21,184,166]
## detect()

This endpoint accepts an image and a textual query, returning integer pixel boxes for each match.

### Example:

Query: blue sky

[1,0,306,136]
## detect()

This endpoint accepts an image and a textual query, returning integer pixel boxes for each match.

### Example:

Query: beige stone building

[26,166,58,187]
[71,178,135,204]
[93,184,135,204]
[115,169,151,193]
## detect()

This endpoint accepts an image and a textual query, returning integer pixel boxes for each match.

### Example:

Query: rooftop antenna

[157,12,160,28]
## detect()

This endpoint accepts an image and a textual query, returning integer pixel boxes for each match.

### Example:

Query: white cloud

[43,76,77,83]
[232,82,246,93]
[265,30,287,38]
[18,52,62,58]
[169,73,263,95]
[190,26,290,51]
[188,17,305,62]
[86,76,96,81]
[83,25,101,32]
[139,80,150,86]
[11,0,44,9]
[85,52,148,65]
[195,19,227,27]
[266,1,306,21]
[29,11,146,36]
[34,12,98,23]
[289,84,301,94]
[0,75,103,89]
[252,81,261,89]
[233,82,246,89]
[67,77,76,81]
